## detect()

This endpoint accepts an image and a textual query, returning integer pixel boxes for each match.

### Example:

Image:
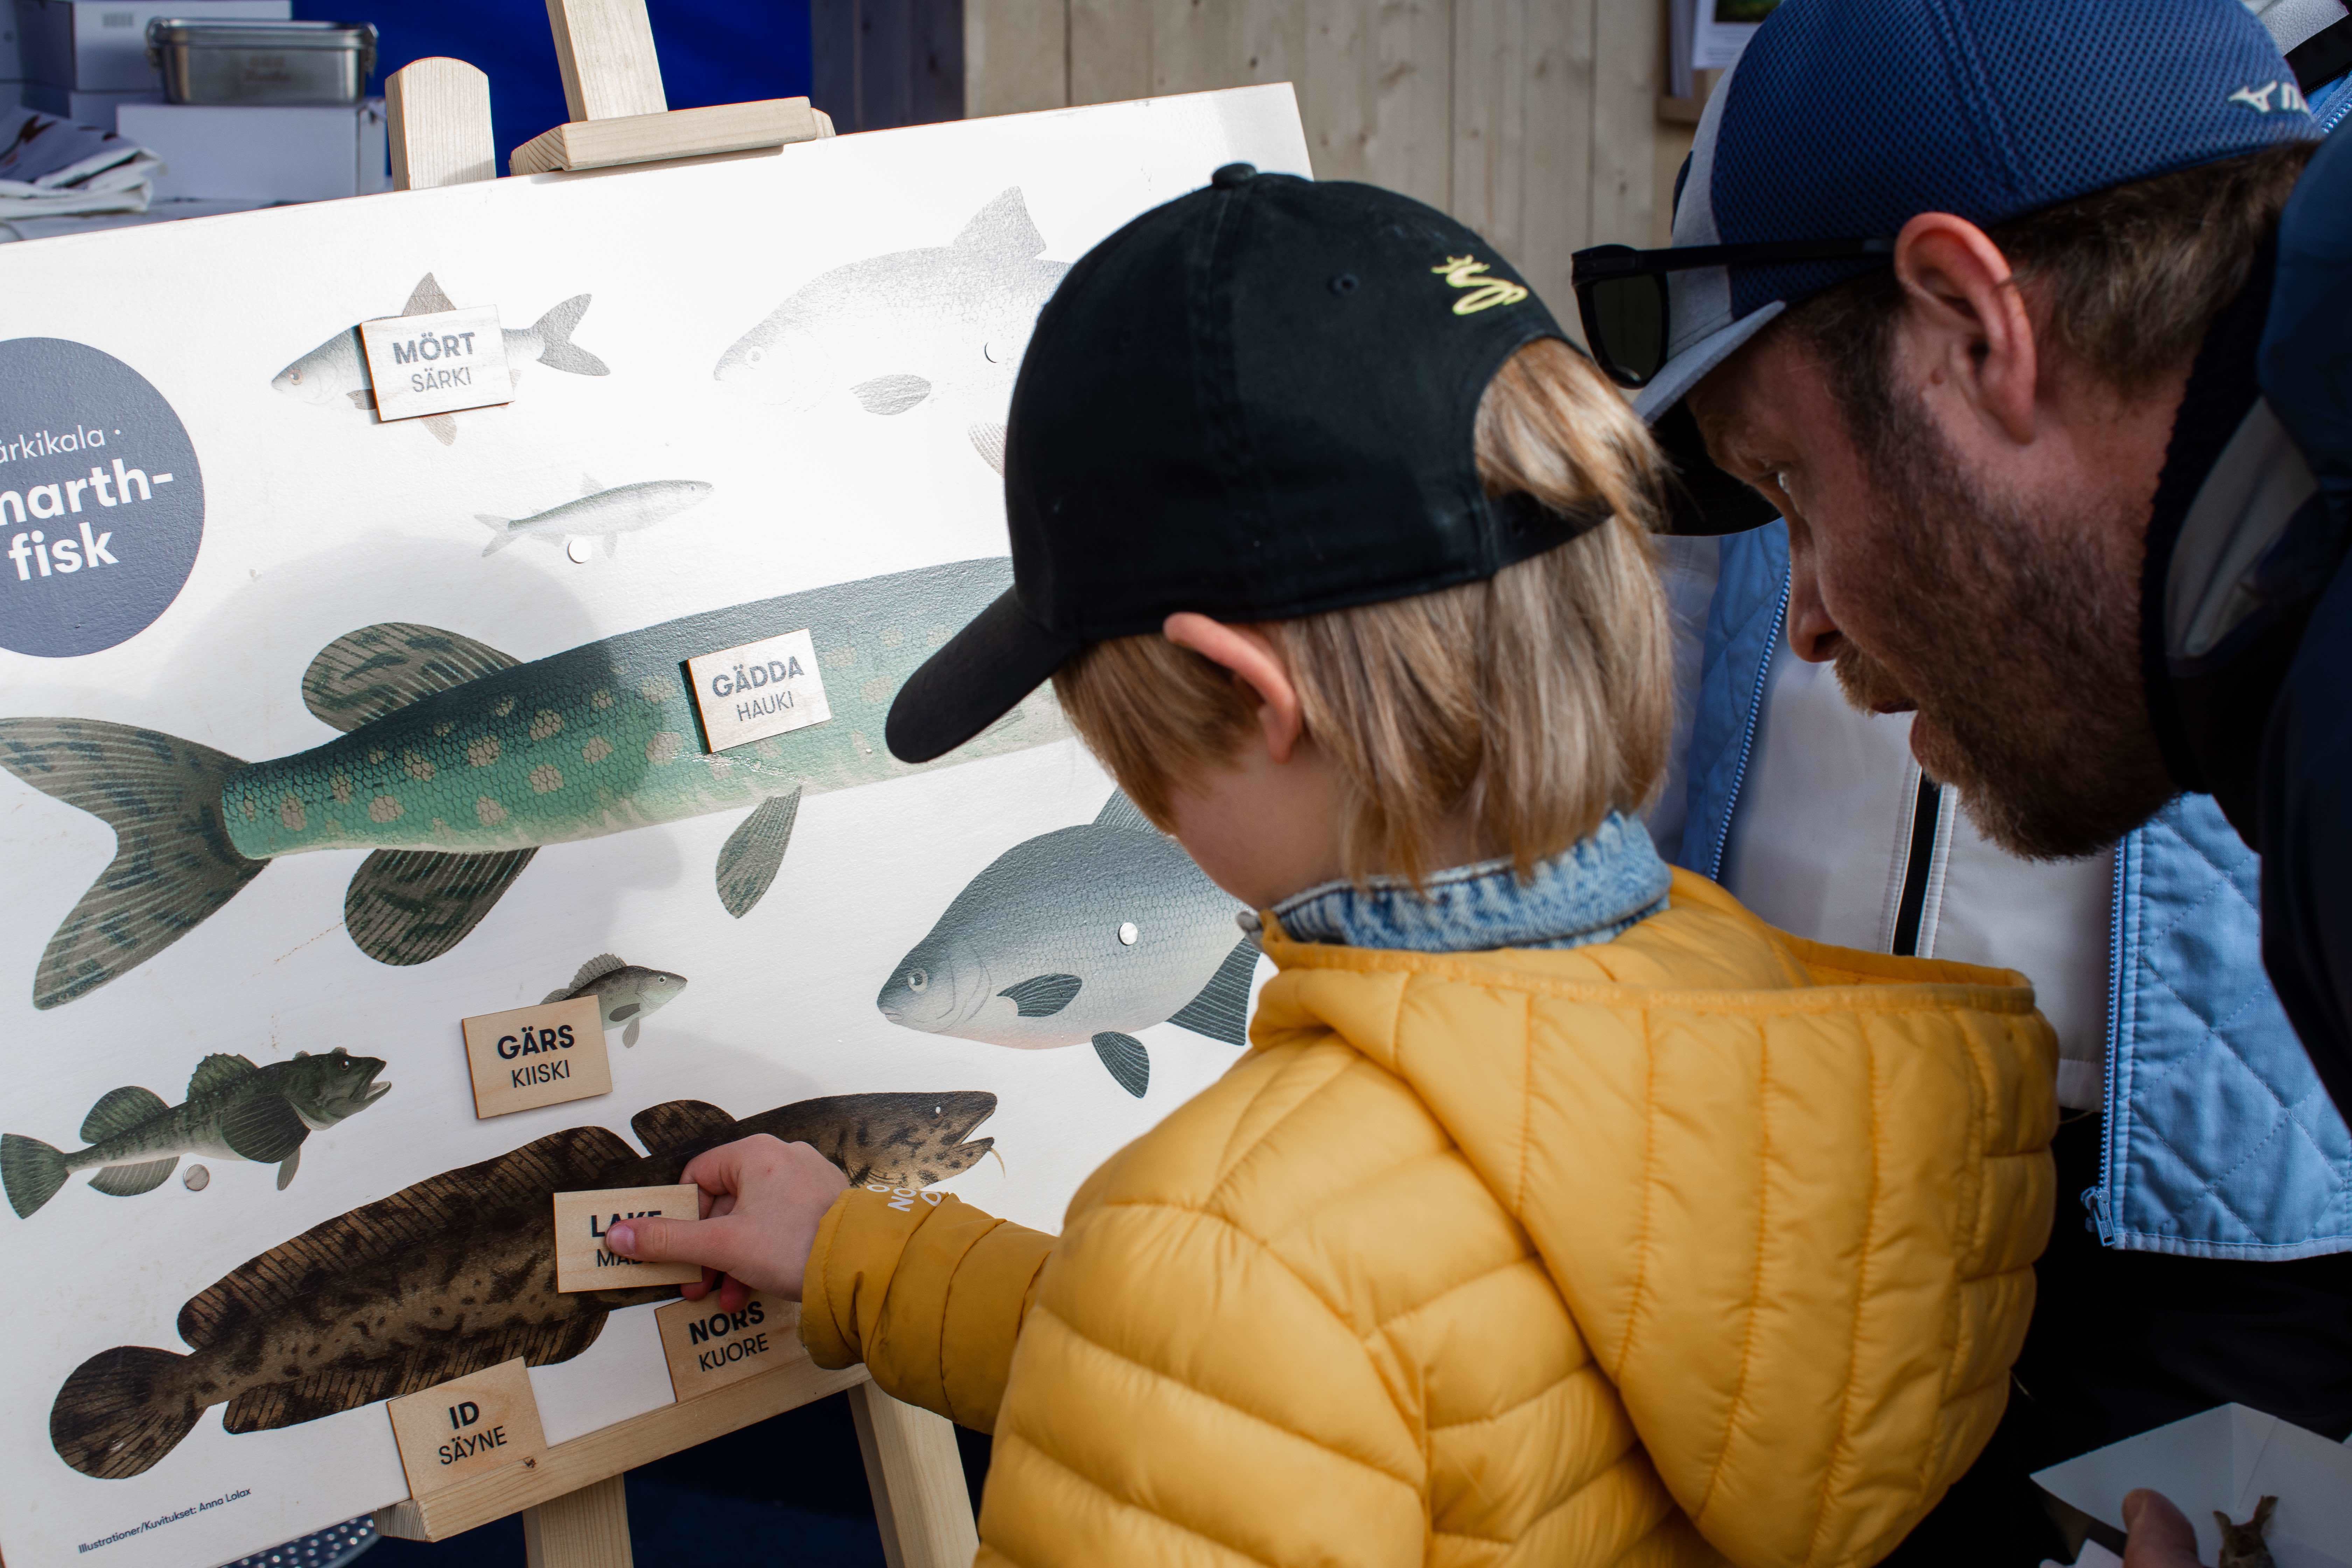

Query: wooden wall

[960,0,1680,311]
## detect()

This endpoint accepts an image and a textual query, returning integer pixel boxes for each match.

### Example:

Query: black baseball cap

[885,164,1605,765]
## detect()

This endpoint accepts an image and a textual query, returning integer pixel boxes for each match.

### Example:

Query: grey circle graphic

[0,338,204,658]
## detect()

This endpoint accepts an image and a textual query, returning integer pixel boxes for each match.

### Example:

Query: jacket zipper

[1706,579,1791,882]
[2091,838,2129,1246]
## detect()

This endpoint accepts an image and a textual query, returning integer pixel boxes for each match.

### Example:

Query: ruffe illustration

[478,477,713,558]
[0,557,1070,1009]
[714,188,1068,472]
[545,954,687,1046]
[47,1090,996,1478]
[2,1049,390,1217]
[877,791,1257,1096]
[270,274,609,446]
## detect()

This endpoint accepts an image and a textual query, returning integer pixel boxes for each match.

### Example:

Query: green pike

[0,558,1068,1009]
[2,1049,391,1217]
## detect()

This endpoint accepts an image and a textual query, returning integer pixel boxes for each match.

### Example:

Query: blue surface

[292,0,814,175]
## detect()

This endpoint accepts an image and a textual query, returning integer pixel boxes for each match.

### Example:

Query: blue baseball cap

[1569,0,2324,533]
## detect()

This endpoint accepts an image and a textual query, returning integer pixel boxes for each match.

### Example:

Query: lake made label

[461,995,611,1118]
[359,304,514,423]
[0,338,204,658]
[385,1358,547,1498]
[685,628,831,753]
[551,1183,703,1292]
[654,1290,805,1400]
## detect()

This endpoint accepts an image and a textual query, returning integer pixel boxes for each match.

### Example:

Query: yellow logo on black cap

[1433,255,1528,315]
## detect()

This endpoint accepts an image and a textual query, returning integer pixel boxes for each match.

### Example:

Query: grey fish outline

[269,273,610,446]
[1,1048,391,1217]
[46,1090,997,1479]
[877,790,1259,1096]
[478,476,715,558]
[0,557,1072,1010]
[543,953,688,1047]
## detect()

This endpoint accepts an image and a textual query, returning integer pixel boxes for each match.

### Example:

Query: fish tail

[51,1345,200,1479]
[476,516,519,556]
[0,719,267,1010]
[530,295,608,377]
[1,1132,70,1217]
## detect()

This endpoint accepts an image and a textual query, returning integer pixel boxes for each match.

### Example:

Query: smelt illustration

[478,477,713,558]
[0,557,1070,1009]
[545,954,688,1046]
[48,1091,996,1478]
[878,791,1255,1096]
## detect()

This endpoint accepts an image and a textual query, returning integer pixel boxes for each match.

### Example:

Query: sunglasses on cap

[1569,236,1896,389]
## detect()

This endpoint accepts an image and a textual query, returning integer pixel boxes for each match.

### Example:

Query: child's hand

[604,1135,849,1311]
[2122,1490,2207,1568]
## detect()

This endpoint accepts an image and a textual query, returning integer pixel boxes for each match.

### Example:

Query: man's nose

[1785,560,1844,664]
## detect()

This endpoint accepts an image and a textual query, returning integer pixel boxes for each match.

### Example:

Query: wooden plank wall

[960,0,1674,311]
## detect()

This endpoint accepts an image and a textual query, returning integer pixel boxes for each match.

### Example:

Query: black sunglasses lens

[1589,275,1668,387]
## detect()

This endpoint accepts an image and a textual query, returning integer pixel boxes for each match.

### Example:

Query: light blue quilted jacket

[1676,522,2352,1259]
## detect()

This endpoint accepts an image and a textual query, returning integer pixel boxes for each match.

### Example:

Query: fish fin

[541,988,570,1005]
[346,388,376,411]
[0,719,267,1011]
[475,513,511,527]
[715,789,800,919]
[580,474,602,496]
[2,1134,70,1217]
[1092,790,1155,833]
[532,294,608,376]
[344,848,539,966]
[482,530,519,557]
[82,1086,169,1142]
[1166,935,1260,1047]
[89,1156,179,1197]
[50,1345,199,1479]
[219,1095,307,1164]
[570,953,626,989]
[276,1147,299,1189]
[953,187,1046,259]
[423,413,458,445]
[301,622,520,732]
[404,273,456,315]
[187,1053,259,1098]
[176,1124,636,1350]
[220,1316,605,1435]
[623,1017,640,1047]
[967,421,1007,474]
[997,973,1082,1018]
[850,373,931,415]
[1091,1033,1149,1098]
[630,1100,737,1158]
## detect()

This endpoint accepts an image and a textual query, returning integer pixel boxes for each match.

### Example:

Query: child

[609,168,2057,1567]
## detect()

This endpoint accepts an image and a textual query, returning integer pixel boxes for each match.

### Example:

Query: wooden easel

[369,6,975,1566]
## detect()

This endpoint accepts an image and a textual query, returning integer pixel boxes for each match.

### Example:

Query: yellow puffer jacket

[803,870,2057,1567]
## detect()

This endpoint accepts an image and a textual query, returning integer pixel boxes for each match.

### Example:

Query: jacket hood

[1254,869,2058,1568]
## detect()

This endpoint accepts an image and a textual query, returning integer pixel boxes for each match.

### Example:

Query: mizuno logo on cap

[1433,256,1528,315]
[2228,80,2309,113]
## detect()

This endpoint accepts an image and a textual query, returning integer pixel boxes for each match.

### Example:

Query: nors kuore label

[0,338,204,659]
[653,1290,806,1399]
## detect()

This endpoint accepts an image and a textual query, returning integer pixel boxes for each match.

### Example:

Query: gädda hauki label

[686,629,832,753]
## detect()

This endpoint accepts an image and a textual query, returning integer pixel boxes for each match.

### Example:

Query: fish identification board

[0,85,1301,1568]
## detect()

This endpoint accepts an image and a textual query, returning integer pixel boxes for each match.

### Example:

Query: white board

[0,84,1309,1568]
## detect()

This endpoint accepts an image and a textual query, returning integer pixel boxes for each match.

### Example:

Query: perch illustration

[545,954,687,1046]
[48,1090,997,1479]
[0,557,1070,1009]
[2,1049,390,1218]
[478,477,713,558]
[714,188,1068,472]
[878,791,1256,1096]
[270,273,609,446]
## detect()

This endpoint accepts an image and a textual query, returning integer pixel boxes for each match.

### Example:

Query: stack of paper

[0,105,160,220]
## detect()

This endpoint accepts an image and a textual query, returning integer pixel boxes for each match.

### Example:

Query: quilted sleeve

[800,1183,1056,1433]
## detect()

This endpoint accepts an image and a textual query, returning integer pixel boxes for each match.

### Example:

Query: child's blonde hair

[1051,338,1673,886]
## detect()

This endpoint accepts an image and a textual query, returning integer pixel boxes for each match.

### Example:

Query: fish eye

[746,348,764,364]
[1118,923,1139,946]
[906,967,928,993]
[287,368,301,383]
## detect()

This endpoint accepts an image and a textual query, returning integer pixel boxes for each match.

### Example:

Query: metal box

[146,17,371,106]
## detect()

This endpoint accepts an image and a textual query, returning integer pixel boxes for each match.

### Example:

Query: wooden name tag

[551,1182,704,1292]
[654,1290,804,1400]
[386,1358,547,1498]
[462,995,611,1118]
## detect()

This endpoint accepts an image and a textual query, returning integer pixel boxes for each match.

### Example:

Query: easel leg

[848,1381,979,1568]
[520,1476,633,1568]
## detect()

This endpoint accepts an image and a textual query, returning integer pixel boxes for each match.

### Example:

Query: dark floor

[368,1394,991,1568]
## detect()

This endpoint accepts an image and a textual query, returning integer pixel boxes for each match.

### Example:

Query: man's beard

[1830,390,2176,861]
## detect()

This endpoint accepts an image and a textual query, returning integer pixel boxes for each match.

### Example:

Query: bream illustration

[478,477,713,558]
[877,791,1256,1096]
[270,273,609,446]
[48,1090,996,1478]
[3,1049,390,1218]
[545,954,687,1046]
[714,188,1068,472]
[0,557,1071,1009]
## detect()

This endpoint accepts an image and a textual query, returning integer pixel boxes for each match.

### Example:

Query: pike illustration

[48,1090,996,1478]
[270,273,610,446]
[2,1049,391,1217]
[545,954,687,1046]
[0,558,1070,1010]
[478,477,713,558]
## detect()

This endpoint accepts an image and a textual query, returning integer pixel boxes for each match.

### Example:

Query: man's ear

[1891,211,2038,446]
[1162,614,1306,763]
